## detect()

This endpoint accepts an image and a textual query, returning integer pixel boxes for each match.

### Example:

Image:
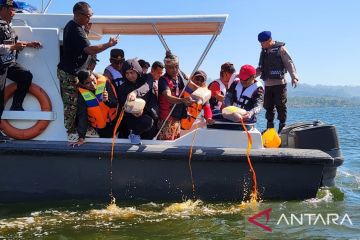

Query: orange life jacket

[79,75,118,129]
[180,80,206,130]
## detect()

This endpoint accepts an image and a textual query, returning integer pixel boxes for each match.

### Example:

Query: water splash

[89,204,146,219]
[305,187,344,205]
[163,199,202,215]
[238,198,260,212]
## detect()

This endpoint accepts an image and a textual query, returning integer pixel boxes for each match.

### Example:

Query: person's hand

[85,23,92,34]
[69,138,85,147]
[215,93,224,102]
[10,42,26,51]
[241,112,250,121]
[107,37,118,47]
[26,41,42,49]
[127,91,137,102]
[181,96,194,106]
[292,78,298,88]
[132,109,143,117]
[206,118,215,125]
[103,89,109,102]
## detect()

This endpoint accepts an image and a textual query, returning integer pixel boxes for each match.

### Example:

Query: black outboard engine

[280,120,344,186]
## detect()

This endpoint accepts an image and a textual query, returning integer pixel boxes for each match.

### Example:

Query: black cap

[110,48,125,60]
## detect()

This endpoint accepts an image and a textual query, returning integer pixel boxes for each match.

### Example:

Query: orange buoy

[0,83,52,140]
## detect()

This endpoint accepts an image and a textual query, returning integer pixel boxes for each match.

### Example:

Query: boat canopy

[14,14,228,39]
[91,15,227,38]
[13,13,227,72]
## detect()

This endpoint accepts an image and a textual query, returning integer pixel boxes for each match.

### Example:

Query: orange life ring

[0,83,52,140]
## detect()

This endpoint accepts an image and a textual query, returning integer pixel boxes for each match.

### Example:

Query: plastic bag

[124,98,146,114]
[191,87,211,105]
[222,106,247,122]
[262,128,281,148]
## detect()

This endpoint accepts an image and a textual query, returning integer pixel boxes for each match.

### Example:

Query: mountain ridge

[288,83,360,98]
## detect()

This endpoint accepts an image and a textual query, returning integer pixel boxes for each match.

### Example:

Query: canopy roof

[91,15,228,36]
[14,14,228,39]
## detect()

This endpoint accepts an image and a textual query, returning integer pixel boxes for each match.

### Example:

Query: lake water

[1,107,359,239]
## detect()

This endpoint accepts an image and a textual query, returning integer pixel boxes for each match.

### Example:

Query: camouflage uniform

[57,69,78,134]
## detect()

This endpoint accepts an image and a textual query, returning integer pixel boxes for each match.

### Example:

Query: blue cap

[258,31,272,42]
[0,0,19,8]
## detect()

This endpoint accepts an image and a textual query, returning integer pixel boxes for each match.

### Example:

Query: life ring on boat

[0,83,52,140]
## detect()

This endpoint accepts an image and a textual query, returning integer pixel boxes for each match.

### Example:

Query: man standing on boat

[57,1,118,141]
[256,31,299,133]
[0,0,42,140]
[208,62,236,114]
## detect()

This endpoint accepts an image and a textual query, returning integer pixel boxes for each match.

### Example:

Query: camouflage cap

[0,0,19,8]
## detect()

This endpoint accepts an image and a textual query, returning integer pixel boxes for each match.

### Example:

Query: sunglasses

[78,11,93,19]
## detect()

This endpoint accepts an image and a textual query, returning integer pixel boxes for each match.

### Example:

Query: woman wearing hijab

[117,58,157,144]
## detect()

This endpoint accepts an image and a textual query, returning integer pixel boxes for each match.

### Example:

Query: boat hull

[0,141,338,202]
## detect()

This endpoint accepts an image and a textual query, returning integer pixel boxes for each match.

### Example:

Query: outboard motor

[280,120,344,186]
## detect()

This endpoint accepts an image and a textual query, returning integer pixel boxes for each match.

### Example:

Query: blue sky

[23,0,360,86]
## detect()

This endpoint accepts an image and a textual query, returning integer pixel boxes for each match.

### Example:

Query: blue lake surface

[1,107,359,239]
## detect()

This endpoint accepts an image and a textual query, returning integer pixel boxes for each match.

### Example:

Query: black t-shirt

[58,20,90,75]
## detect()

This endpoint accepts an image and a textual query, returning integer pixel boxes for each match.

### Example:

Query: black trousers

[0,63,32,119]
[264,84,287,124]
[141,119,158,139]
[120,114,154,137]
[7,62,33,108]
[97,123,115,138]
[0,70,6,120]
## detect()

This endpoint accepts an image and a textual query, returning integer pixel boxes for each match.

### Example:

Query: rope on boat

[240,118,258,201]
[188,105,200,199]
[109,107,125,202]
[152,23,222,140]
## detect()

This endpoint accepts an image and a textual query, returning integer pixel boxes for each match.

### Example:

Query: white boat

[0,12,343,203]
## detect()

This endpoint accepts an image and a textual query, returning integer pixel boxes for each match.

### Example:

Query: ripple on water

[0,200,259,236]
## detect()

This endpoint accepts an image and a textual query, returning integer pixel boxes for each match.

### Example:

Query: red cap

[239,64,256,81]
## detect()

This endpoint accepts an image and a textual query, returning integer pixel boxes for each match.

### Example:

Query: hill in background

[288,83,360,98]
[205,80,360,107]
[288,84,360,107]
